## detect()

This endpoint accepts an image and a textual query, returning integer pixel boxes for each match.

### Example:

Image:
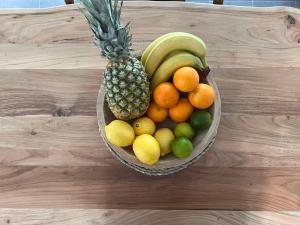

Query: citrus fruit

[146,101,168,123]
[171,137,193,158]
[132,117,156,135]
[154,128,175,157]
[153,82,179,108]
[169,99,194,122]
[133,134,160,165]
[188,83,215,109]
[105,120,135,147]
[190,110,212,130]
[174,122,195,140]
[173,66,200,92]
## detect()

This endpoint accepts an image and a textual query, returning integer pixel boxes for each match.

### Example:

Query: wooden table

[0,2,299,224]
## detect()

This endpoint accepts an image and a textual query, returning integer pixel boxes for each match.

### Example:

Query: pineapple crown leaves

[80,0,133,59]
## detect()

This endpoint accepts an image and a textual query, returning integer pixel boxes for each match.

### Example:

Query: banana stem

[200,57,210,77]
[200,57,209,69]
[202,67,210,77]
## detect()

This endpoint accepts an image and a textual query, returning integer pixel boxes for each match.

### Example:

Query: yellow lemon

[133,134,160,165]
[132,117,156,135]
[105,120,135,147]
[154,128,175,156]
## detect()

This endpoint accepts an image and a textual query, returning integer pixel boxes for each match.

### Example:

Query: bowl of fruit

[81,0,221,175]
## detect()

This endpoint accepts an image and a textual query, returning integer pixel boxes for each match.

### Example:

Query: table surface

[0,1,300,224]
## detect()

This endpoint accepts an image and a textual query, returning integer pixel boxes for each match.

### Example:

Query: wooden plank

[0,69,101,116]
[0,3,300,69]
[0,44,104,69]
[0,116,113,167]
[0,209,299,225]
[0,166,299,210]
[0,115,299,168]
[0,68,299,117]
[214,67,300,116]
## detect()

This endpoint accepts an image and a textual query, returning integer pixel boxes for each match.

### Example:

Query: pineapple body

[81,0,150,120]
[104,57,150,120]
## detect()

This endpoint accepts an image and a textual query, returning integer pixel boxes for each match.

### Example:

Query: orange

[153,82,179,108]
[173,67,200,92]
[188,83,215,109]
[146,101,168,123]
[169,99,194,122]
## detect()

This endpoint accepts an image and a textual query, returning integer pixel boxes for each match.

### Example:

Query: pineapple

[80,0,150,120]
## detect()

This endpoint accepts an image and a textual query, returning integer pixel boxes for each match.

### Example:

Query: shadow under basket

[97,73,221,176]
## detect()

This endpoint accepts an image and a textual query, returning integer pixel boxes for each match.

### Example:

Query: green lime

[190,110,212,130]
[171,137,193,158]
[174,122,195,140]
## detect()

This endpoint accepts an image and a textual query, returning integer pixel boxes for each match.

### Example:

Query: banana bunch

[141,32,210,90]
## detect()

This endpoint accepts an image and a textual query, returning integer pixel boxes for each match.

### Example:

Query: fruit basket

[81,0,221,175]
[97,73,221,175]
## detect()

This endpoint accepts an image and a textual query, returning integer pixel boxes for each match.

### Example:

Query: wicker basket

[97,73,221,175]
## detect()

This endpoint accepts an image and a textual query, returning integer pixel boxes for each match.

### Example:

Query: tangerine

[188,83,215,109]
[146,101,168,123]
[153,82,179,108]
[169,99,194,122]
[173,67,199,92]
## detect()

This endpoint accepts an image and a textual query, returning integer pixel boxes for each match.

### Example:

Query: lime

[132,117,156,135]
[154,128,175,157]
[171,137,193,158]
[133,134,160,165]
[105,120,135,147]
[174,122,195,140]
[190,110,212,130]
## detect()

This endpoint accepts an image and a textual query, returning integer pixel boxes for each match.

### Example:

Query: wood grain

[0,2,300,69]
[0,115,299,168]
[0,69,101,116]
[0,68,298,168]
[0,2,300,213]
[0,209,299,225]
[0,44,103,69]
[0,166,299,210]
[0,68,299,117]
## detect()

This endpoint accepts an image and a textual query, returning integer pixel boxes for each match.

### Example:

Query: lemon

[105,120,135,147]
[154,128,175,157]
[132,117,156,135]
[133,134,160,165]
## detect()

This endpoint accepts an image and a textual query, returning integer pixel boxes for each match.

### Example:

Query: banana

[150,51,203,90]
[144,32,208,77]
[164,50,186,60]
[141,32,182,65]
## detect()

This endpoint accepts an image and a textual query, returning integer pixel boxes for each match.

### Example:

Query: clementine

[173,67,199,92]
[146,101,168,123]
[153,82,179,108]
[188,83,215,109]
[169,99,194,122]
